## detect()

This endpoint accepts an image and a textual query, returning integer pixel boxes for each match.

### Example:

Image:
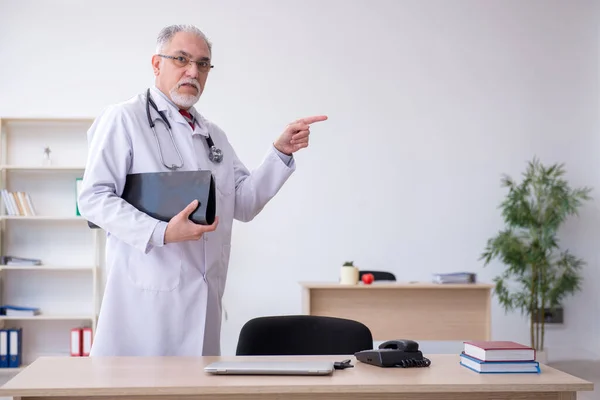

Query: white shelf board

[0,165,85,171]
[0,315,94,321]
[0,265,94,271]
[0,216,85,221]
[0,117,94,123]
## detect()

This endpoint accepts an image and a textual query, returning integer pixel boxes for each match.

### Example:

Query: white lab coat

[78,86,295,356]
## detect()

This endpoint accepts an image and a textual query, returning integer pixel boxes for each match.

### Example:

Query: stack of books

[432,272,476,284]
[460,341,540,373]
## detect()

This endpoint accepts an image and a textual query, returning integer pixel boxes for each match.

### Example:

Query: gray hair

[155,24,212,56]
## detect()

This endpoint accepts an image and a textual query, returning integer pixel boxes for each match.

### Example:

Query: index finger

[297,115,328,125]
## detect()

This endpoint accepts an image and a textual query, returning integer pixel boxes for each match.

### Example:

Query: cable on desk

[394,357,432,368]
[334,359,354,369]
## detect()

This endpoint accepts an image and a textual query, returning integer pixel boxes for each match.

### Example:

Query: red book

[463,341,536,362]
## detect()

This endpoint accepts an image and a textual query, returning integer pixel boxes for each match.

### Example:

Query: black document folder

[87,170,216,229]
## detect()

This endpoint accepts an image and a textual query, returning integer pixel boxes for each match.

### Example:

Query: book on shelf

[1,189,36,216]
[0,305,40,317]
[0,255,42,266]
[76,177,83,216]
[460,340,539,374]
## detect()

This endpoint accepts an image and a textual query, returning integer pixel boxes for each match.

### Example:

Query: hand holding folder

[164,199,219,243]
[87,170,216,229]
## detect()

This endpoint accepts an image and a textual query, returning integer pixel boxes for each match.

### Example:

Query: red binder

[70,328,82,357]
[82,328,93,356]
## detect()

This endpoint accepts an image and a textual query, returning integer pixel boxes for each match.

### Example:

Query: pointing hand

[273,115,328,155]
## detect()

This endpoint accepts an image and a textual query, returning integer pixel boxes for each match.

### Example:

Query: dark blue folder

[87,170,216,229]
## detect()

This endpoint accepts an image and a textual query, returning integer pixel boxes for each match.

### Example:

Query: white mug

[340,266,359,285]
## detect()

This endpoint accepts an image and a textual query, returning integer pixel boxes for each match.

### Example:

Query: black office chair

[235,315,373,356]
[359,270,396,281]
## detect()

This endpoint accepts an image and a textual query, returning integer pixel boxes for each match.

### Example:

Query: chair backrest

[235,315,373,356]
[359,270,396,281]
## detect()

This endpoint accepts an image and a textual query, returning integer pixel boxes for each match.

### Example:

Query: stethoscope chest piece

[209,146,223,163]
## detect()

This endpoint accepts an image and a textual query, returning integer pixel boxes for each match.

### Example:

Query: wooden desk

[300,282,493,341]
[0,355,592,399]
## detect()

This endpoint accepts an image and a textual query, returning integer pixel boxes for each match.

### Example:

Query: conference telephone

[354,339,432,368]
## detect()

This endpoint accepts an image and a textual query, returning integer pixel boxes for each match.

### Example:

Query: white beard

[170,87,201,109]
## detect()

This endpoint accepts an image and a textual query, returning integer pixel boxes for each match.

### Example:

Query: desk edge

[0,382,593,397]
[298,282,495,289]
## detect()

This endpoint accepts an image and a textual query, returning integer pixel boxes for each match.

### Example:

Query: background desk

[300,282,493,341]
[0,355,592,400]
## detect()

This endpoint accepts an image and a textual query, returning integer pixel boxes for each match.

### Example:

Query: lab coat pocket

[125,245,182,292]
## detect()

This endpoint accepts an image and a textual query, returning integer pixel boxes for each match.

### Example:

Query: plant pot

[536,349,548,364]
[340,266,359,285]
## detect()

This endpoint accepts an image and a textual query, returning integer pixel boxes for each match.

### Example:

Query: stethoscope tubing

[145,88,223,169]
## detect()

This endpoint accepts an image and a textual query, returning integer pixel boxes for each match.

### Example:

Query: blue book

[460,352,540,374]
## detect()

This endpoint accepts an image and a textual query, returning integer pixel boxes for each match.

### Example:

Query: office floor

[0,360,597,400]
[0,374,13,400]
[547,360,600,400]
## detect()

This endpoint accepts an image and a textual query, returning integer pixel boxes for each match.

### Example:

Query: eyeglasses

[157,54,214,73]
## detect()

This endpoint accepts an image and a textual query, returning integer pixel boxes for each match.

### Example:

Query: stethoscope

[145,88,223,170]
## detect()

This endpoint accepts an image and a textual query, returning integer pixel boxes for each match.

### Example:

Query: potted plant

[480,158,592,362]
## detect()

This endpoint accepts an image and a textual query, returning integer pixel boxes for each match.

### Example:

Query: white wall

[0,0,598,361]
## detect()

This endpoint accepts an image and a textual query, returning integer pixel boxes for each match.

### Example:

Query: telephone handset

[380,339,420,352]
[354,339,432,368]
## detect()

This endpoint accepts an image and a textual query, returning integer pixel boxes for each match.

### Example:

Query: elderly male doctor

[77,24,327,357]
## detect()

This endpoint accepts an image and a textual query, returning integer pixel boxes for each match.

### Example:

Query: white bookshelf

[0,117,102,371]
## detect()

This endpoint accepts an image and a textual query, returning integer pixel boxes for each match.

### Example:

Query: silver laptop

[204,360,334,375]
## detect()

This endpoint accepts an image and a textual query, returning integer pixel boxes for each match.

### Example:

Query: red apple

[362,273,374,285]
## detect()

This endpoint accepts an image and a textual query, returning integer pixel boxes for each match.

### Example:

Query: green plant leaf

[481,157,591,350]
